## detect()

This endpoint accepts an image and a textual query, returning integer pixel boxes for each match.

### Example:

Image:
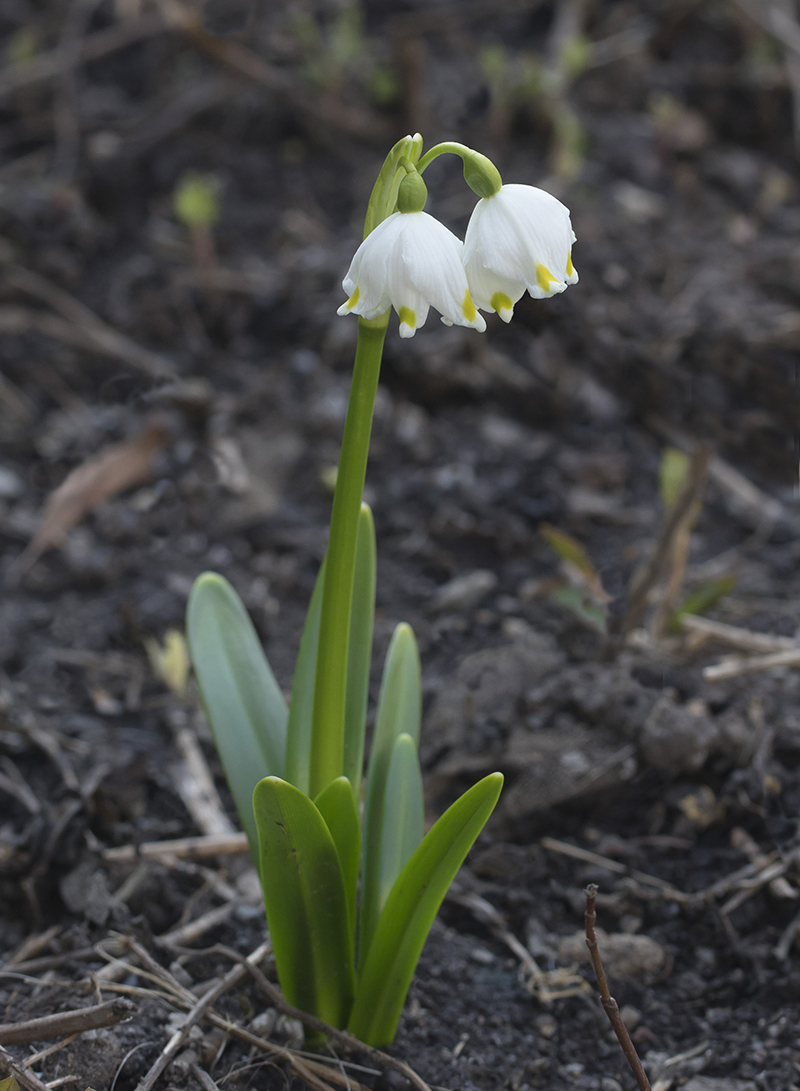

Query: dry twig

[585,885,652,1091]
[0,999,134,1046]
[704,647,800,681]
[0,14,165,98]
[103,831,249,863]
[0,1045,51,1091]
[680,614,795,654]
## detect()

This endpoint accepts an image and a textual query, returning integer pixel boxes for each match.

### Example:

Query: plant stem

[584,885,652,1091]
[309,315,388,799]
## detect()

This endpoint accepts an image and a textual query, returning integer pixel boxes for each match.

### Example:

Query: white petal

[339,213,407,318]
[463,184,577,304]
[397,213,485,332]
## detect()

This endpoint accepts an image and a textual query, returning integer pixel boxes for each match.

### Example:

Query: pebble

[428,569,498,614]
[558,928,667,983]
[0,467,23,498]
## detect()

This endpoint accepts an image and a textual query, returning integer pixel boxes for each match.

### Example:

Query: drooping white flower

[337,211,486,338]
[463,184,578,322]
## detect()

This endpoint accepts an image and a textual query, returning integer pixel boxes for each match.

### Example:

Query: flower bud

[397,170,428,214]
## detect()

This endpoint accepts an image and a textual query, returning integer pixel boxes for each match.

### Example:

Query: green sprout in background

[186,133,579,1047]
[173,171,221,271]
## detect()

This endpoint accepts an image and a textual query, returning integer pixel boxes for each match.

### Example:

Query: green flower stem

[416,142,503,198]
[309,314,388,799]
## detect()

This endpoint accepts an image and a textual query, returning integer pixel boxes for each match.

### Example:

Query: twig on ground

[585,885,652,1091]
[0,1044,52,1091]
[680,615,795,654]
[4,268,175,378]
[103,832,249,863]
[775,905,800,960]
[541,837,691,903]
[703,647,800,681]
[4,927,62,968]
[241,958,433,1091]
[133,941,270,1091]
[0,14,165,98]
[730,827,798,901]
[157,902,239,949]
[446,885,589,1001]
[168,718,236,838]
[22,1033,80,1069]
[0,999,135,1046]
[154,0,386,142]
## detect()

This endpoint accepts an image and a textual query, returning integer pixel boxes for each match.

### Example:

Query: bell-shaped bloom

[338,211,486,338]
[463,184,578,323]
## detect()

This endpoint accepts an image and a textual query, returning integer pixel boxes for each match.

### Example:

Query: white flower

[463,184,578,322]
[337,211,486,338]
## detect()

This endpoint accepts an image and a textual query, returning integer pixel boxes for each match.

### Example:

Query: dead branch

[0,999,134,1047]
[0,1044,52,1091]
[585,885,652,1091]
[103,831,249,863]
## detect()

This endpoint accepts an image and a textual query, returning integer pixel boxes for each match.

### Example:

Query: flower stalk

[309,314,388,797]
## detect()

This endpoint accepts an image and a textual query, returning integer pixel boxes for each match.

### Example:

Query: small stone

[0,467,23,498]
[601,1080,622,1091]
[470,946,495,964]
[558,928,667,983]
[620,1005,641,1030]
[535,1014,557,1039]
[428,569,498,614]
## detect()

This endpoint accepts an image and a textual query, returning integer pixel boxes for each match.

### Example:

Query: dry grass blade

[680,614,796,654]
[18,415,171,571]
[619,443,712,640]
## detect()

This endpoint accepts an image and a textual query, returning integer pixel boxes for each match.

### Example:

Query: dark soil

[1,2,799,1090]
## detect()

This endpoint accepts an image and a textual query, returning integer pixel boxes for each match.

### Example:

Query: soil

[1,2,799,1091]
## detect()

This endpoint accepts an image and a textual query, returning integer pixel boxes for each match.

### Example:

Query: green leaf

[348,772,504,1047]
[286,560,326,795]
[672,575,737,632]
[552,584,609,633]
[659,447,690,509]
[378,733,424,914]
[343,503,376,798]
[359,622,421,967]
[253,777,355,1028]
[314,775,361,937]
[187,573,287,858]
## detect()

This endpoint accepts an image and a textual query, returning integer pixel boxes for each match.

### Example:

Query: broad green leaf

[378,734,424,913]
[314,776,361,935]
[343,504,376,797]
[187,573,287,858]
[348,772,504,1047]
[359,623,421,967]
[659,447,690,509]
[286,560,326,794]
[253,777,355,1028]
